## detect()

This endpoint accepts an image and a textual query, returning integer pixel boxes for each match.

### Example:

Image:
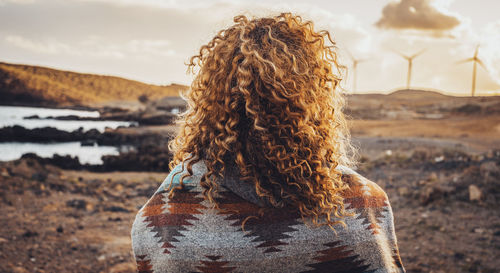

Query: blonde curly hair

[168,12,354,227]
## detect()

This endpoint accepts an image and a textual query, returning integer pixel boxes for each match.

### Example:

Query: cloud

[5,35,72,55]
[77,0,223,10]
[375,0,461,32]
[476,21,500,87]
[5,35,176,59]
[0,0,35,4]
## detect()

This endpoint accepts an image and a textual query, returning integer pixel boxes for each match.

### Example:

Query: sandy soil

[351,117,500,152]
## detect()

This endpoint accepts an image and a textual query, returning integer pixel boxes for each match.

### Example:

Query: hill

[387,89,452,100]
[0,62,188,107]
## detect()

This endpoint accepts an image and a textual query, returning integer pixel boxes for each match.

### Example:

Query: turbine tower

[346,49,366,94]
[394,49,425,90]
[457,45,485,97]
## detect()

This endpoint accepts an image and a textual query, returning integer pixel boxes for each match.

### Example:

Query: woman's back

[131,12,405,272]
[131,160,405,272]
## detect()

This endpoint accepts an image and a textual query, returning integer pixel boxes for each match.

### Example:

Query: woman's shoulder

[336,165,389,202]
[155,162,388,201]
[154,159,208,194]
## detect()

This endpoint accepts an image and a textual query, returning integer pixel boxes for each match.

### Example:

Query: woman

[131,13,405,273]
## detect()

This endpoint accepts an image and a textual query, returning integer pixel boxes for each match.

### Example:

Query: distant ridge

[387,89,451,99]
[0,62,188,107]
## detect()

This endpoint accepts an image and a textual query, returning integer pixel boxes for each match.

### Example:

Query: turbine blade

[456,58,474,65]
[411,49,427,59]
[389,48,409,59]
[476,58,486,70]
[400,53,410,60]
[474,44,480,58]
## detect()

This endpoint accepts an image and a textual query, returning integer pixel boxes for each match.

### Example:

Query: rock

[104,206,130,213]
[1,168,9,177]
[398,186,409,196]
[453,103,482,115]
[479,161,499,180]
[454,252,465,260]
[108,262,136,273]
[11,266,29,273]
[31,171,48,182]
[474,228,485,234]
[114,184,124,192]
[434,156,444,163]
[22,230,39,238]
[80,139,96,147]
[428,172,438,183]
[153,96,187,112]
[66,199,88,210]
[50,154,82,170]
[138,111,176,125]
[419,184,454,205]
[469,185,482,201]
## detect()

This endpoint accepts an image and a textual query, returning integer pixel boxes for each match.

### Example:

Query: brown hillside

[0,62,188,107]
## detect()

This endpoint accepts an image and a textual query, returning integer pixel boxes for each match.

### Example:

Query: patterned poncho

[131,160,405,273]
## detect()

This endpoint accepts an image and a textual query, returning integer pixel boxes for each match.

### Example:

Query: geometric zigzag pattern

[131,161,406,273]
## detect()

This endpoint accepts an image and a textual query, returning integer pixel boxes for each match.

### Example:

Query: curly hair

[168,12,354,228]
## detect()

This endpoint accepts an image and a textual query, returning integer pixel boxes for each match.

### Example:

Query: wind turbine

[457,45,485,97]
[394,49,426,90]
[345,49,367,94]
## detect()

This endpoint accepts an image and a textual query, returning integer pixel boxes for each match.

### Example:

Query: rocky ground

[0,143,499,273]
[0,157,166,273]
[356,147,500,273]
[1,90,499,272]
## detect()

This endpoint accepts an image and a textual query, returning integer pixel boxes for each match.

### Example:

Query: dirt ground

[0,161,166,273]
[1,91,499,272]
[1,142,499,273]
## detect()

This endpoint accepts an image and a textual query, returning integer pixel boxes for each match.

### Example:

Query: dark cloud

[375,0,460,31]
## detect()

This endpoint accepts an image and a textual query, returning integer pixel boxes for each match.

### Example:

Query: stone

[479,161,499,180]
[65,199,93,212]
[428,172,438,183]
[114,184,124,192]
[469,185,482,201]
[419,184,454,205]
[398,186,409,196]
[474,228,485,234]
[11,266,29,273]
[108,262,137,273]
[1,168,9,177]
[104,206,130,213]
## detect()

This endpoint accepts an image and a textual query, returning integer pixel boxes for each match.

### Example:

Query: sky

[0,0,499,95]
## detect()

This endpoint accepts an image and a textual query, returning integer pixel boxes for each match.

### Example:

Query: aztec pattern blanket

[131,160,405,272]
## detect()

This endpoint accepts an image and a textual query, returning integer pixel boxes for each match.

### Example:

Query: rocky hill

[0,62,188,107]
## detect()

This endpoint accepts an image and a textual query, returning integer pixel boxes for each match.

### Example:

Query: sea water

[0,106,135,164]
[0,105,135,132]
[0,142,132,165]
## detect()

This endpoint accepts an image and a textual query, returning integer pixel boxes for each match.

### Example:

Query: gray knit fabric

[131,160,405,273]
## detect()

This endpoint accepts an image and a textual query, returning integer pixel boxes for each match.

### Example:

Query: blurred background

[0,0,499,272]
